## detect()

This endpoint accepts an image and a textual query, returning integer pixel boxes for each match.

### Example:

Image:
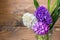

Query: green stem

[47,34,49,40]
[48,0,51,11]
[42,36,44,40]
[36,34,49,40]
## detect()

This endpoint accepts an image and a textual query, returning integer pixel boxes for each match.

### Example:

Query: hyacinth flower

[32,22,50,40]
[32,22,49,35]
[32,0,60,40]
[34,6,52,25]
[22,0,60,40]
[22,12,37,29]
[32,6,52,40]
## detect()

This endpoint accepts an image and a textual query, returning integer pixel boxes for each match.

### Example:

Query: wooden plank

[0,27,60,40]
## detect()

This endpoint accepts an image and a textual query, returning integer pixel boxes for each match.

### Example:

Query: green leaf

[50,0,57,13]
[58,0,60,7]
[50,0,60,30]
[48,0,51,10]
[50,8,60,30]
[34,0,39,9]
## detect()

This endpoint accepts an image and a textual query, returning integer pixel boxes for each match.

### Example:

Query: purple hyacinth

[32,22,49,35]
[34,6,52,25]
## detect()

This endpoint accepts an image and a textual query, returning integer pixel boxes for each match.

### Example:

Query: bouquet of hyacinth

[22,0,60,40]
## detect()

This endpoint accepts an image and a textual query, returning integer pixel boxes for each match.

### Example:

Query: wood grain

[0,27,60,40]
[0,0,60,40]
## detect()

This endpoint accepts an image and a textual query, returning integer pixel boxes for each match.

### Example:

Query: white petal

[22,12,37,29]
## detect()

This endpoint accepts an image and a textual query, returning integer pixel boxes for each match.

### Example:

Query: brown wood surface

[0,0,60,40]
[0,27,60,40]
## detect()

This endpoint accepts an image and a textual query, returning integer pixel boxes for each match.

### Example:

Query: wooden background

[0,0,60,40]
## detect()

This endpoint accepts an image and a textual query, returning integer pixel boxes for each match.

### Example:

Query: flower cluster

[22,6,52,35]
[32,22,49,35]
[22,12,37,29]
[34,6,52,25]
[32,6,52,35]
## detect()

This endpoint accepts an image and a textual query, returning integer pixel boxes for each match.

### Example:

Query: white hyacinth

[22,12,37,29]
